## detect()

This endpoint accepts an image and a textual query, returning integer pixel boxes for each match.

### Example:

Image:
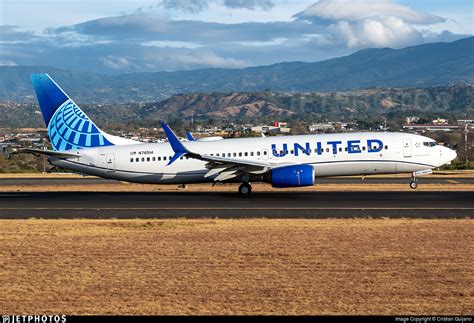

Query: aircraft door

[403,138,412,157]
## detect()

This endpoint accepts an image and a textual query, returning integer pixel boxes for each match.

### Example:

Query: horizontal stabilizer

[14,148,81,159]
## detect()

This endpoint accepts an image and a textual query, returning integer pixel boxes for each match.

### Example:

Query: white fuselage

[50,132,457,184]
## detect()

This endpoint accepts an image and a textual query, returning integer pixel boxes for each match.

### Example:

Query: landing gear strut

[410,172,418,189]
[238,182,252,195]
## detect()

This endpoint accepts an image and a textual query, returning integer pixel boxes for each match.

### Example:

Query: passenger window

[152,157,156,161]
[245,152,248,157]
[291,150,294,154]
[344,147,348,151]
[164,156,167,161]
[228,153,231,157]
[147,157,150,162]
[263,151,267,155]
[325,148,329,152]
[250,152,254,156]
[338,148,342,152]
[180,156,183,160]
[135,158,139,162]
[257,151,261,156]
[141,157,145,162]
[158,156,161,161]
[130,158,133,162]
[233,152,236,157]
[385,145,388,150]
[362,147,366,151]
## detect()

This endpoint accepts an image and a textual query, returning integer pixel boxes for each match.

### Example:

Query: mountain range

[0,37,473,103]
[1,85,472,128]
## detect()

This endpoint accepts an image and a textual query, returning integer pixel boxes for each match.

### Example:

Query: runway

[0,191,472,218]
[1,177,474,185]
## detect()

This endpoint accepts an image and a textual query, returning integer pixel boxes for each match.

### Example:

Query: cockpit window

[423,141,437,147]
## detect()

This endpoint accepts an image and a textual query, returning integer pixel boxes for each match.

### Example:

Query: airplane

[22,74,457,195]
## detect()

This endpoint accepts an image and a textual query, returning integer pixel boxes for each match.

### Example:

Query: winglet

[185,131,195,141]
[160,121,190,165]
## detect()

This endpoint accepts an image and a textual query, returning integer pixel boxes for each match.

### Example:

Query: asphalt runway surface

[0,191,472,218]
[1,177,474,186]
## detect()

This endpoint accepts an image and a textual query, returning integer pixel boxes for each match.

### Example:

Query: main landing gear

[410,172,418,189]
[238,182,252,195]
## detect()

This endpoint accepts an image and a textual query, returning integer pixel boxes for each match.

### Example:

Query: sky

[0,0,472,73]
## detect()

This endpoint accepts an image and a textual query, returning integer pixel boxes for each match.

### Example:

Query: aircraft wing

[160,122,289,182]
[14,148,81,159]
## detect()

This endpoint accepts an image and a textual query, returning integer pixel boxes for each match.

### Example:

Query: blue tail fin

[31,74,115,151]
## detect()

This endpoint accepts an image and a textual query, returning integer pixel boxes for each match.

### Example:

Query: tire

[238,183,252,195]
[410,181,418,189]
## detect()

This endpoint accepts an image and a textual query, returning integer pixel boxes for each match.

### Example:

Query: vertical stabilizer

[31,74,137,151]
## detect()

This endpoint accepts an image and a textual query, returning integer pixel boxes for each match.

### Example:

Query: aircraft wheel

[409,181,418,189]
[238,182,252,195]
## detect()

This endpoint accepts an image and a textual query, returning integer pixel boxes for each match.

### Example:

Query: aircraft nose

[447,148,457,162]
[443,146,457,164]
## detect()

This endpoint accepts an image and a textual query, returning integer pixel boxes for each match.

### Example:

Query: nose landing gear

[410,172,418,189]
[238,182,252,195]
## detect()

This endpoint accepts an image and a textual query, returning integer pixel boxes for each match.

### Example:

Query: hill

[1,85,472,128]
[0,37,472,103]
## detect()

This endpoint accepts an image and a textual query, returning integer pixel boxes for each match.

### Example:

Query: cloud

[0,2,468,74]
[155,51,249,69]
[296,0,444,25]
[141,40,204,49]
[223,0,275,10]
[60,13,315,43]
[0,60,17,66]
[295,0,446,48]
[160,0,275,13]
[327,16,423,48]
[161,0,209,13]
[100,55,136,70]
[0,25,38,43]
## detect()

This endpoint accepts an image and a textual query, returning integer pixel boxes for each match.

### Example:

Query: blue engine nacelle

[271,164,315,188]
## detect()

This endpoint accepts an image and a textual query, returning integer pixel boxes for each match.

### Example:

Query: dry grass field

[0,219,472,315]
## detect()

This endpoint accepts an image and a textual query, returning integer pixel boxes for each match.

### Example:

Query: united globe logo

[47,100,113,151]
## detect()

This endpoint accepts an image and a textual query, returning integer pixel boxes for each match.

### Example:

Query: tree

[290,121,307,135]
